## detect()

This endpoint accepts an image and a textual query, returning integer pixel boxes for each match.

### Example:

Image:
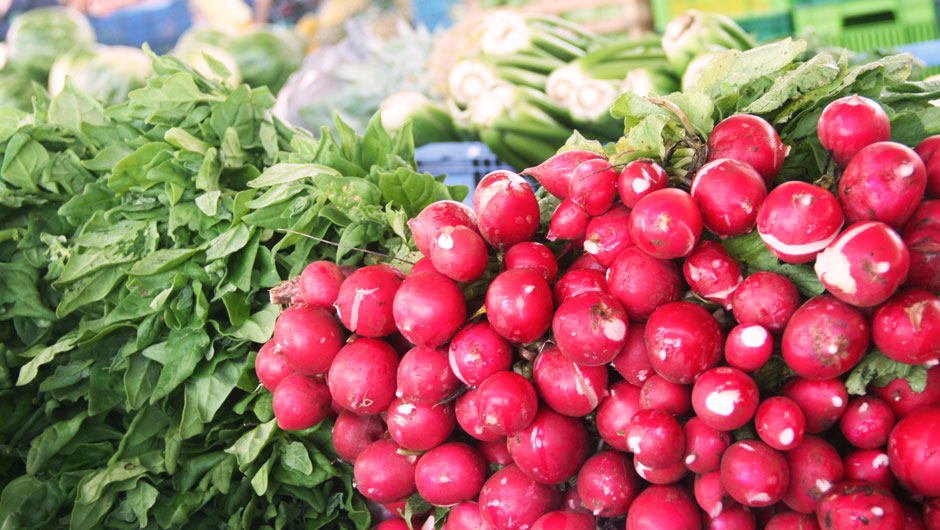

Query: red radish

[474,170,540,250]
[618,159,668,208]
[562,488,585,512]
[411,256,439,274]
[334,264,404,337]
[815,481,904,530]
[273,304,344,376]
[839,397,895,450]
[523,149,605,199]
[765,512,821,530]
[409,200,479,257]
[888,405,940,496]
[442,502,484,530]
[255,340,293,391]
[328,338,400,416]
[607,246,684,321]
[332,410,385,462]
[838,141,926,228]
[552,268,606,306]
[415,442,487,507]
[629,187,703,259]
[872,288,940,365]
[476,371,538,436]
[612,322,655,386]
[634,456,689,485]
[756,181,844,264]
[684,416,733,474]
[596,381,642,452]
[724,324,773,372]
[815,221,910,307]
[448,321,513,386]
[692,367,760,432]
[478,464,560,530]
[705,501,756,530]
[924,498,940,530]
[354,439,418,503]
[576,451,643,517]
[731,272,800,334]
[508,407,590,484]
[756,396,806,451]
[782,435,844,513]
[646,302,724,384]
[683,240,744,309]
[533,345,608,417]
[640,374,691,416]
[707,114,789,185]
[782,295,869,380]
[871,366,940,418]
[582,204,634,268]
[300,261,345,308]
[393,271,466,348]
[478,438,512,465]
[627,408,685,468]
[721,440,790,507]
[396,347,459,405]
[817,94,891,167]
[505,241,558,283]
[455,388,502,442]
[272,373,332,430]
[485,268,554,343]
[386,398,456,451]
[625,485,702,530]
[568,253,605,272]
[568,158,618,216]
[375,519,412,530]
[547,198,590,241]
[696,470,732,518]
[552,291,629,366]
[430,226,489,283]
[915,135,940,198]
[903,200,940,292]
[691,158,768,237]
[530,511,595,530]
[844,450,894,491]
[781,377,848,434]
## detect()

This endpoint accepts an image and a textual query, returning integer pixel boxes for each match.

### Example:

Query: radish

[755,396,806,451]
[704,501,756,530]
[396,346,459,405]
[485,268,554,343]
[618,159,669,208]
[756,181,844,264]
[473,170,540,250]
[448,321,513,387]
[552,268,606,306]
[414,442,487,507]
[596,380,642,452]
[562,488,585,512]
[814,221,910,307]
[411,256,440,274]
[576,450,642,517]
[765,512,821,530]
[684,240,744,310]
[354,438,418,503]
[724,323,773,372]
[476,371,538,436]
[629,187,703,259]
[332,410,385,462]
[478,437,512,465]
[782,435,844,513]
[871,366,940,418]
[255,339,293,391]
[393,271,466,348]
[607,246,684,321]
[692,367,760,432]
[634,456,690,485]
[839,396,895,450]
[871,288,940,365]
[478,464,560,530]
[383,498,430,520]
[817,95,891,167]
[300,261,345,308]
[505,241,558,283]
[781,295,869,380]
[409,200,479,257]
[374,519,413,530]
[273,303,345,376]
[721,440,790,507]
[612,322,654,386]
[731,271,800,334]
[386,398,456,451]
[915,135,940,198]
[335,264,404,337]
[455,388,502,442]
[696,470,733,518]
[924,498,940,530]
[691,158,768,238]
[781,377,848,434]
[887,405,940,496]
[530,511,596,530]
[902,200,940,292]
[533,344,608,417]
[626,408,685,469]
[568,252,605,272]
[523,149,605,199]
[442,502,484,530]
[639,374,691,416]
[568,158,619,216]
[430,226,489,283]
[815,481,904,530]
[552,291,630,366]
[583,204,634,268]
[508,407,590,484]
[838,141,926,228]
[684,416,733,474]
[272,373,332,430]
[844,450,895,491]
[328,338,400,416]
[547,198,589,241]
[707,114,789,186]
[646,302,724,384]
[625,485,702,530]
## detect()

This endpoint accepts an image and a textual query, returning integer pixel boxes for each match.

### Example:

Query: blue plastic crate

[415,142,515,206]
[89,0,192,54]
[409,0,461,31]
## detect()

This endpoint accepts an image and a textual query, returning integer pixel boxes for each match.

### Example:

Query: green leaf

[48,77,108,131]
[845,351,929,395]
[222,304,278,343]
[721,231,825,297]
[282,441,314,475]
[225,419,277,468]
[26,411,89,474]
[190,358,242,423]
[17,333,79,386]
[149,328,210,403]
[206,224,253,261]
[165,127,211,154]
[129,248,204,276]
[377,168,436,218]
[247,163,342,188]
[1,135,48,192]
[251,454,277,495]
[314,172,382,210]
[0,476,43,527]
[125,481,159,528]
[124,355,161,410]
[56,266,124,318]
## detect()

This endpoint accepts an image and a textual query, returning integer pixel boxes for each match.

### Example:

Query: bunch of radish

[256,94,940,530]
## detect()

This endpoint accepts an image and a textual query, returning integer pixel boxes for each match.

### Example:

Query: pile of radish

[256,94,940,530]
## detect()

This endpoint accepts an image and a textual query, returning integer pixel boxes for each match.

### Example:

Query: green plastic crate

[651,0,791,31]
[792,0,939,51]
[737,11,794,40]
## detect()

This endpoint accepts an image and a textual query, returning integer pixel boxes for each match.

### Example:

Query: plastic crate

[651,0,790,31]
[415,142,515,205]
[88,0,192,54]
[792,0,939,51]
[737,11,794,41]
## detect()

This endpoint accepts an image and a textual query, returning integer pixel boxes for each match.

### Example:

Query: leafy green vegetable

[846,351,929,396]
[721,231,825,297]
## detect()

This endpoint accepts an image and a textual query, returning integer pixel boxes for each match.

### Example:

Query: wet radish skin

[629,187,703,259]
[781,377,849,434]
[478,464,560,530]
[782,435,844,513]
[902,200,940,292]
[618,159,668,208]
[626,485,702,530]
[731,271,801,334]
[577,451,643,517]
[583,204,634,268]
[332,410,385,462]
[691,158,768,238]
[645,302,724,384]
[396,346,460,405]
[334,264,404,337]
[328,338,400,416]
[815,481,904,530]
[871,288,940,365]
[273,304,345,376]
[607,246,684,322]
[756,396,806,451]
[414,442,487,507]
[839,396,896,450]
[684,240,744,310]
[696,470,732,518]
[756,181,844,264]
[721,440,790,508]
[707,113,789,185]
[533,344,609,417]
[552,268,607,306]
[838,141,927,229]
[817,95,891,167]
[386,397,456,451]
[596,381,643,452]
[692,367,760,432]
[505,241,558,283]
[255,339,293,391]
[844,450,895,491]
[704,501,757,530]
[448,321,513,386]
[684,416,733,474]
[476,371,539,436]
[887,405,940,497]
[408,200,479,257]
[485,268,554,343]
[272,373,332,430]
[548,198,590,241]
[430,225,489,283]
[553,291,630,366]
[299,260,345,308]
[474,170,540,250]
[612,322,655,386]
[781,295,870,380]
[353,439,419,503]
[508,407,591,485]
[523,149,604,199]
[393,271,466,349]
[569,158,619,216]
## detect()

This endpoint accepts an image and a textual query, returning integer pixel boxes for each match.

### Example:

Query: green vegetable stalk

[661,10,756,74]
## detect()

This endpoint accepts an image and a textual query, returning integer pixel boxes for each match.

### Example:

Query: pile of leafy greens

[0,48,465,529]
